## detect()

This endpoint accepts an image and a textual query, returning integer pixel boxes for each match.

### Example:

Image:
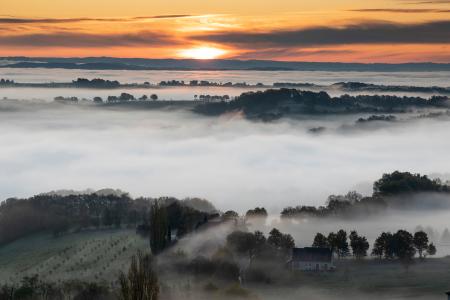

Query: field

[1,229,450,300]
[0,229,148,285]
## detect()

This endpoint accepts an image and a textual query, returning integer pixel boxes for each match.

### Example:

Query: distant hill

[1,57,450,72]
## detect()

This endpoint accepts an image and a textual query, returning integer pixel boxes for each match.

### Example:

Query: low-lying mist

[1,99,449,215]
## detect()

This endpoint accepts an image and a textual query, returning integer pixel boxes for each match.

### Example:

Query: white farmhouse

[289,247,335,271]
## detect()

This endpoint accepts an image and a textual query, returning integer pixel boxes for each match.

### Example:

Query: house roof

[292,247,332,262]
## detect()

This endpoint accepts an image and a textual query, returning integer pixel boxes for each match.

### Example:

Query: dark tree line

[72,78,120,88]
[0,193,215,246]
[372,230,436,262]
[312,229,436,263]
[106,93,158,103]
[0,275,112,300]
[194,88,449,119]
[281,171,449,220]
[0,79,15,86]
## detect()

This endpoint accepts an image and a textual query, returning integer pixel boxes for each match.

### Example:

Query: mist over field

[2,68,450,300]
[0,98,449,213]
[2,0,450,295]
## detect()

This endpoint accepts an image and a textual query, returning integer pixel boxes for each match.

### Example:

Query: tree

[245,207,268,219]
[326,230,351,258]
[150,94,158,101]
[119,93,135,101]
[119,251,159,300]
[427,243,437,257]
[312,233,329,248]
[223,210,239,221]
[280,233,295,255]
[149,201,169,255]
[226,231,257,261]
[227,231,256,254]
[349,231,369,259]
[413,231,429,259]
[327,232,338,255]
[392,230,416,267]
[373,171,442,196]
[253,230,267,255]
[267,228,283,249]
[267,228,295,258]
[372,232,394,259]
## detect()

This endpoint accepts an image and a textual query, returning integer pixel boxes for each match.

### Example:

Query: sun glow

[179,46,227,59]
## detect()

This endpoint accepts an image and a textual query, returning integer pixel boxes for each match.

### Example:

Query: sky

[0,0,449,62]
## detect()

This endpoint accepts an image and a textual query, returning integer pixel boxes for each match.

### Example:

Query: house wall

[291,260,334,271]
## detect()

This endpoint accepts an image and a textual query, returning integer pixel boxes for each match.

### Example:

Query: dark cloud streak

[190,21,450,47]
[0,31,180,47]
[350,8,450,13]
[0,15,195,24]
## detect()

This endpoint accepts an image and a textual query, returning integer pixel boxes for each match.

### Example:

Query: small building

[289,247,335,271]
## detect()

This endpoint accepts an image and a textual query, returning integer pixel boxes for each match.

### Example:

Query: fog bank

[1,100,449,213]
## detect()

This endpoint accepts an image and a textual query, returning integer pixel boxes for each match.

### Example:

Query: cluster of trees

[280,190,385,219]
[356,115,397,123]
[273,82,316,88]
[372,230,436,262]
[106,93,158,103]
[0,275,112,300]
[312,230,369,259]
[158,80,250,87]
[373,171,449,196]
[54,96,80,103]
[194,88,449,119]
[143,198,215,255]
[335,81,450,95]
[245,207,268,220]
[194,94,231,102]
[280,171,450,220]
[53,93,159,104]
[72,78,120,88]
[0,193,215,246]
[0,79,15,86]
[227,228,295,264]
[312,229,436,262]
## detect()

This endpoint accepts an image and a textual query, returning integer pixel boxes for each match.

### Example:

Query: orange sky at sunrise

[0,0,449,62]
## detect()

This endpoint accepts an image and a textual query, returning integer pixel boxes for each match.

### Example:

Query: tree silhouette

[413,231,429,259]
[312,233,329,248]
[119,251,159,300]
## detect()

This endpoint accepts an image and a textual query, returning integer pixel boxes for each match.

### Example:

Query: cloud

[400,0,450,3]
[233,48,355,60]
[190,20,450,48]
[0,15,195,24]
[134,15,194,20]
[350,8,450,13]
[0,31,182,48]
[0,17,125,24]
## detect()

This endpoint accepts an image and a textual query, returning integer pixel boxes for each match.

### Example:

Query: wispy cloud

[0,31,181,47]
[0,15,196,24]
[190,20,450,48]
[350,8,450,13]
[396,0,450,4]
[133,15,194,20]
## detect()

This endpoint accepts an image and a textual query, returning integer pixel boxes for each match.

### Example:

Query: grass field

[1,229,450,300]
[0,229,148,285]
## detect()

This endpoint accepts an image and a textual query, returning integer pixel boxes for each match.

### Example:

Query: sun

[179,46,227,59]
